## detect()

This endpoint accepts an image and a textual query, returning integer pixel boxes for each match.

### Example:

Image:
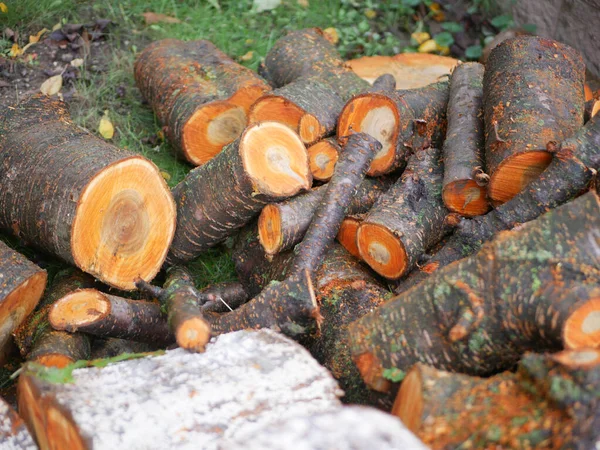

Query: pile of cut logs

[0,28,599,449]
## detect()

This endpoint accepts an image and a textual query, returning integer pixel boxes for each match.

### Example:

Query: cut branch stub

[307,138,340,182]
[134,39,271,165]
[336,214,364,259]
[484,36,585,205]
[168,121,311,264]
[0,95,176,290]
[0,241,47,366]
[442,62,489,217]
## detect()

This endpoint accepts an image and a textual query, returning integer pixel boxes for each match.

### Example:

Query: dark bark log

[357,147,449,279]
[442,62,489,217]
[370,74,396,92]
[199,282,249,313]
[307,138,340,182]
[167,121,311,264]
[338,81,449,176]
[258,176,393,256]
[134,39,271,165]
[0,396,36,449]
[0,240,47,366]
[392,349,600,449]
[0,95,176,290]
[90,338,156,359]
[484,36,585,205]
[349,192,600,392]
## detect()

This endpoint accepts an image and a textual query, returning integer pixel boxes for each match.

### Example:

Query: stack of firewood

[0,28,599,449]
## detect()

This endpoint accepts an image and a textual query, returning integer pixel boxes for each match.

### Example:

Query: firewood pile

[0,27,599,449]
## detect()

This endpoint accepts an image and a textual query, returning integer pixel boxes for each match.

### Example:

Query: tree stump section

[0,241,47,366]
[484,36,585,205]
[0,396,37,450]
[0,95,176,290]
[17,329,342,450]
[134,39,271,165]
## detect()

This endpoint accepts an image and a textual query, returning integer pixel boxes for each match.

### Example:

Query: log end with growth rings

[391,365,423,434]
[258,204,283,256]
[307,140,339,182]
[357,223,407,279]
[551,347,600,368]
[337,93,399,176]
[249,96,306,137]
[34,353,75,369]
[176,317,211,353]
[563,297,600,349]
[48,289,110,332]
[442,179,490,217]
[70,156,176,290]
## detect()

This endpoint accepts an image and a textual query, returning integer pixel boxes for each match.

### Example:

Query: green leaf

[382,367,406,382]
[441,22,463,33]
[434,31,454,47]
[465,44,483,60]
[491,14,513,30]
[401,0,422,7]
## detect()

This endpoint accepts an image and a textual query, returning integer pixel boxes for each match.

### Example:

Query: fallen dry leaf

[240,51,254,61]
[411,31,430,45]
[29,28,48,44]
[253,0,281,13]
[323,27,339,45]
[8,43,22,58]
[0,3,7,13]
[70,58,84,68]
[40,74,63,96]
[161,171,171,181]
[142,12,181,25]
[364,9,377,19]
[297,0,309,7]
[52,22,62,31]
[418,39,438,54]
[99,111,115,139]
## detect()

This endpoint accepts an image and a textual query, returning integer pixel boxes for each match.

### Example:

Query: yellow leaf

[245,39,254,45]
[40,75,63,96]
[297,0,309,7]
[52,22,62,31]
[411,32,430,45]
[364,9,377,19]
[240,51,254,61]
[70,58,84,68]
[0,3,7,13]
[8,43,22,58]
[141,12,181,25]
[429,2,441,12]
[160,171,171,181]
[323,27,339,45]
[99,112,114,140]
[418,39,438,54]
[437,45,450,56]
[29,28,48,44]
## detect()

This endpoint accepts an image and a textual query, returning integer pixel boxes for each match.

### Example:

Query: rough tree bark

[167,121,311,264]
[442,62,489,217]
[0,95,176,290]
[392,349,600,449]
[484,36,585,205]
[134,39,271,165]
[307,138,340,182]
[0,241,47,366]
[0,396,37,450]
[349,192,600,392]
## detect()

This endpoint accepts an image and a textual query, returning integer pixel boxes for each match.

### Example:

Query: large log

[0,241,47,366]
[393,349,600,449]
[484,36,585,205]
[17,329,343,450]
[167,121,311,264]
[134,39,271,165]
[0,95,176,290]
[0,396,37,450]
[349,192,600,392]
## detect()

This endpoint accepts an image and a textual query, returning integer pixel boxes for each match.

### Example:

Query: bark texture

[350,192,600,391]
[0,396,37,450]
[90,338,156,359]
[199,282,249,313]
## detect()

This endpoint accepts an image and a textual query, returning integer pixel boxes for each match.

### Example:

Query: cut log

[357,147,449,280]
[221,405,428,450]
[49,289,173,346]
[0,241,46,366]
[134,39,271,165]
[17,329,342,450]
[248,77,344,145]
[90,338,156,359]
[394,108,600,295]
[258,176,393,257]
[167,121,311,264]
[307,138,340,182]
[338,81,449,176]
[199,282,249,313]
[442,62,489,217]
[263,28,369,100]
[349,192,600,392]
[336,215,363,259]
[12,269,93,368]
[392,349,600,449]
[0,396,37,450]
[484,36,585,205]
[0,95,176,290]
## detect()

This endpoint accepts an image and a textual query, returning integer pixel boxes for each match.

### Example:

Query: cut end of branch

[298,113,325,145]
[336,216,362,259]
[352,351,391,393]
[357,222,407,279]
[258,204,283,255]
[391,364,423,434]
[34,353,76,369]
[551,348,600,368]
[176,317,211,353]
[71,156,176,290]
[307,140,339,182]
[563,297,600,349]
[49,289,110,331]
[248,95,305,133]
[442,179,490,217]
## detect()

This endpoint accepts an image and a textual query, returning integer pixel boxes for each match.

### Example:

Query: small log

[0,396,37,450]
[0,241,47,366]
[0,95,176,290]
[199,282,249,313]
[168,121,311,264]
[258,176,392,257]
[349,191,600,392]
[49,289,173,346]
[307,138,340,182]
[12,269,93,368]
[17,330,342,449]
[369,73,397,92]
[484,36,585,205]
[249,77,345,145]
[90,338,156,359]
[338,81,449,176]
[336,215,363,259]
[134,39,271,165]
[393,349,600,449]
[442,62,489,217]
[357,147,449,279]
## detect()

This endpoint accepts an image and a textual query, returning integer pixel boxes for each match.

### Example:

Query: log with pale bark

[167,121,311,264]
[134,39,271,165]
[17,330,342,450]
[349,192,600,392]
[484,36,585,205]
[393,349,600,449]
[0,396,37,450]
[0,95,176,290]
[0,241,47,366]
